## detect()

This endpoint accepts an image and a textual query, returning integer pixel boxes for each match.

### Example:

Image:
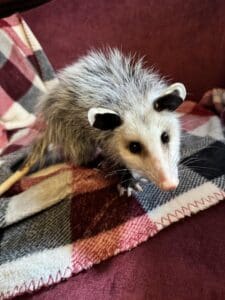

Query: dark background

[21,0,225,100]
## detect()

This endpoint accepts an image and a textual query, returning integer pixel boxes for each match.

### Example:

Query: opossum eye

[129,142,142,154]
[161,132,170,144]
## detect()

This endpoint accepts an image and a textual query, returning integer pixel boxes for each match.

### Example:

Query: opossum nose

[161,179,179,191]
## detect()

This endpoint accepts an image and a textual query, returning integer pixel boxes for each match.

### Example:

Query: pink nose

[160,179,179,191]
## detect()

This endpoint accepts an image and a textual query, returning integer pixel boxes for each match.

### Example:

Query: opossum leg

[117,169,143,197]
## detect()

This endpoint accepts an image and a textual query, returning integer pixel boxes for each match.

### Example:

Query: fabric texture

[200,88,225,126]
[0,14,56,156]
[0,14,225,300]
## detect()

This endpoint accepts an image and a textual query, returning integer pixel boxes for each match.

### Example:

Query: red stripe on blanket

[190,103,215,117]
[177,100,197,114]
[72,214,157,273]
[0,55,34,100]
[0,123,8,149]
[1,144,21,155]
[0,14,21,27]
[0,18,33,57]
[70,186,154,248]
[179,101,215,132]
[2,127,36,155]
[180,113,211,132]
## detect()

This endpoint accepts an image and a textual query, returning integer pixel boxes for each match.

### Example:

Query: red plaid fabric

[0,14,56,155]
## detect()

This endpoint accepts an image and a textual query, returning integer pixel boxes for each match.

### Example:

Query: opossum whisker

[105,168,129,177]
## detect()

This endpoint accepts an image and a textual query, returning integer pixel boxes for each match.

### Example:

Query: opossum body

[30,49,186,194]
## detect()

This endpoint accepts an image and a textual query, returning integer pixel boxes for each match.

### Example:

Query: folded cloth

[1,14,225,300]
[200,88,225,125]
[0,13,56,156]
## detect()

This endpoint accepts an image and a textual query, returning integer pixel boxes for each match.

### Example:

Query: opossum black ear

[88,108,122,130]
[154,82,186,112]
[154,93,183,112]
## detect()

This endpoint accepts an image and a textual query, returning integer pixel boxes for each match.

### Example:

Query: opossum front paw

[117,180,143,197]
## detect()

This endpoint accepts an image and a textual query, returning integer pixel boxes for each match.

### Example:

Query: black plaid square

[181,141,225,180]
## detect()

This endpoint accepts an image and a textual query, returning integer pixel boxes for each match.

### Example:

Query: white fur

[112,102,181,189]
[163,82,186,99]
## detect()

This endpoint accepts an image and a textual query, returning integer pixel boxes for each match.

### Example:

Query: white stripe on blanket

[190,116,224,140]
[148,182,224,230]
[0,244,73,296]
[1,102,35,130]
[5,169,72,227]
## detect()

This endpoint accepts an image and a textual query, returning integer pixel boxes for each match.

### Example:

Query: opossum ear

[154,83,186,112]
[88,107,122,130]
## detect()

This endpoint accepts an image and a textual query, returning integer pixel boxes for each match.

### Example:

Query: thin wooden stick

[0,162,32,196]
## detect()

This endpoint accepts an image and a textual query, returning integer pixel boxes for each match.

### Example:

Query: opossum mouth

[131,170,179,191]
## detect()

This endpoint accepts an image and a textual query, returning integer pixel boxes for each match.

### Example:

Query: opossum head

[88,83,186,191]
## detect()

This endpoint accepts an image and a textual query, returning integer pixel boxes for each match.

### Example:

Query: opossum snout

[160,179,179,191]
[145,157,179,191]
[157,168,179,191]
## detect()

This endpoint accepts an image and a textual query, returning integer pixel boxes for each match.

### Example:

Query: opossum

[29,48,186,196]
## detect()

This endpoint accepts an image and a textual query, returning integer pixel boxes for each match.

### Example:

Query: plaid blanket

[200,88,225,126]
[1,14,225,300]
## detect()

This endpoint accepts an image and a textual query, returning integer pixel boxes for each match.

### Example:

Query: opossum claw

[117,184,134,197]
[117,184,127,196]
[127,187,133,197]
[134,182,143,192]
[117,180,143,197]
